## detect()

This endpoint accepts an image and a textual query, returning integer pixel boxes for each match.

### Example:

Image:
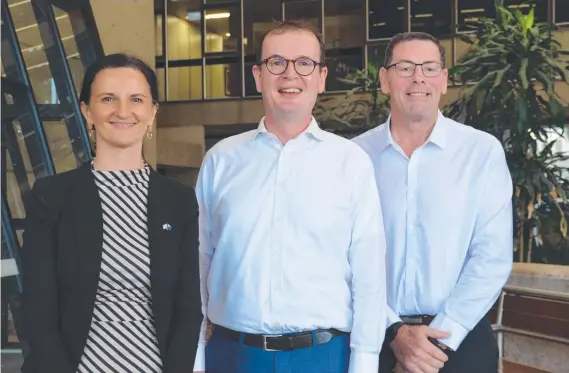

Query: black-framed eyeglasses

[385,61,444,77]
[259,55,325,76]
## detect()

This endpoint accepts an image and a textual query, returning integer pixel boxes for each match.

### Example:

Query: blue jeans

[205,328,350,373]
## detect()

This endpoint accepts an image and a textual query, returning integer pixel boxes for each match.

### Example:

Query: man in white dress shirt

[353,32,513,373]
[193,20,387,373]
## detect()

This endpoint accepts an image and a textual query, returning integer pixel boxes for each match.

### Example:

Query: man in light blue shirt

[193,20,387,373]
[354,32,513,373]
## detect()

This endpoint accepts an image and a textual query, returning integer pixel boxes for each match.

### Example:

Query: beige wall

[90,0,157,167]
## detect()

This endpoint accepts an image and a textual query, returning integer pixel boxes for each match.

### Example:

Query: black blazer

[20,163,202,373]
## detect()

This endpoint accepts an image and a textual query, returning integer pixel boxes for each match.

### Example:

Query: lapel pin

[162,223,172,231]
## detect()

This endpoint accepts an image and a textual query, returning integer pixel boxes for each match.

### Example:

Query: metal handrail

[502,285,569,302]
[493,285,569,373]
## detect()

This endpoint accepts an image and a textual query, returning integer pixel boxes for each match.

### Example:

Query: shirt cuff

[192,342,206,371]
[428,314,469,351]
[387,307,403,328]
[348,351,379,373]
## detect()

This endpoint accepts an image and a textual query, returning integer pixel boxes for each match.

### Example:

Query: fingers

[416,348,445,369]
[401,362,431,373]
[424,326,450,340]
[421,338,449,363]
[416,359,440,373]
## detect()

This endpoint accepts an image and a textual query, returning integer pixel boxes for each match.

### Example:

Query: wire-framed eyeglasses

[259,55,325,76]
[385,61,444,77]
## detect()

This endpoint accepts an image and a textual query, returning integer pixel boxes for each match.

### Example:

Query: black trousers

[378,317,498,373]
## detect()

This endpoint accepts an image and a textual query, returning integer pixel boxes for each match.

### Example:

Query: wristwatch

[385,321,405,345]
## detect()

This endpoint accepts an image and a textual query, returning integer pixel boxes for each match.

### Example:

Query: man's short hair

[255,20,326,64]
[384,32,446,68]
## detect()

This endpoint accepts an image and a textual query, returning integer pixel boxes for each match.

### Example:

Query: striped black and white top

[77,163,163,373]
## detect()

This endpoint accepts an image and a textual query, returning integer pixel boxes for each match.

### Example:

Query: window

[167,64,203,101]
[368,0,406,40]
[167,1,202,60]
[504,0,548,23]
[283,0,321,30]
[457,0,495,32]
[205,8,240,53]
[155,13,164,58]
[410,0,452,37]
[205,61,241,98]
[555,0,569,23]
[243,0,281,58]
[325,0,365,91]
[244,60,260,97]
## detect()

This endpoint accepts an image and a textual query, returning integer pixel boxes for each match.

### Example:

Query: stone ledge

[509,263,569,293]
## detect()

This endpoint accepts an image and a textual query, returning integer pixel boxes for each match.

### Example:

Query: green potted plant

[313,59,390,137]
[443,1,569,263]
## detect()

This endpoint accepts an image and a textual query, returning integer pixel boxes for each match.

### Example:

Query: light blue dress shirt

[194,117,387,373]
[353,112,513,350]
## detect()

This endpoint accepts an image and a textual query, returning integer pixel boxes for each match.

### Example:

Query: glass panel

[205,0,239,3]
[5,152,26,221]
[504,0,548,23]
[156,14,164,57]
[326,50,364,91]
[205,63,241,99]
[157,67,166,101]
[368,0,406,39]
[284,0,321,30]
[67,57,84,98]
[324,0,364,50]
[168,66,203,100]
[555,0,569,23]
[155,0,165,13]
[52,6,80,59]
[368,43,388,68]
[455,35,473,64]
[454,35,475,82]
[244,62,259,97]
[205,8,240,53]
[458,0,495,32]
[0,275,22,347]
[243,0,281,57]
[440,38,452,70]
[27,65,58,104]
[10,119,36,187]
[43,120,78,173]
[410,0,452,37]
[10,0,58,104]
[167,1,202,59]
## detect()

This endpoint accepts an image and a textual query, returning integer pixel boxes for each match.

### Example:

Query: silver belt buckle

[401,316,423,325]
[262,335,281,351]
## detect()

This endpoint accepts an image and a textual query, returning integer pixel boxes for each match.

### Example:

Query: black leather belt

[400,315,435,325]
[212,325,346,351]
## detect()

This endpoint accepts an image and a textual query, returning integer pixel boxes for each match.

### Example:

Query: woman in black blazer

[21,53,202,373]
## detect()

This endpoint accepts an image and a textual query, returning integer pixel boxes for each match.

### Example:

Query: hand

[389,325,450,373]
[395,362,413,373]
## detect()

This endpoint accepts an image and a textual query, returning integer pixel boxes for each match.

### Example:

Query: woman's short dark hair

[79,53,158,104]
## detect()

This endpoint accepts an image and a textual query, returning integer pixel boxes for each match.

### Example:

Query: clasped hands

[390,325,450,373]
